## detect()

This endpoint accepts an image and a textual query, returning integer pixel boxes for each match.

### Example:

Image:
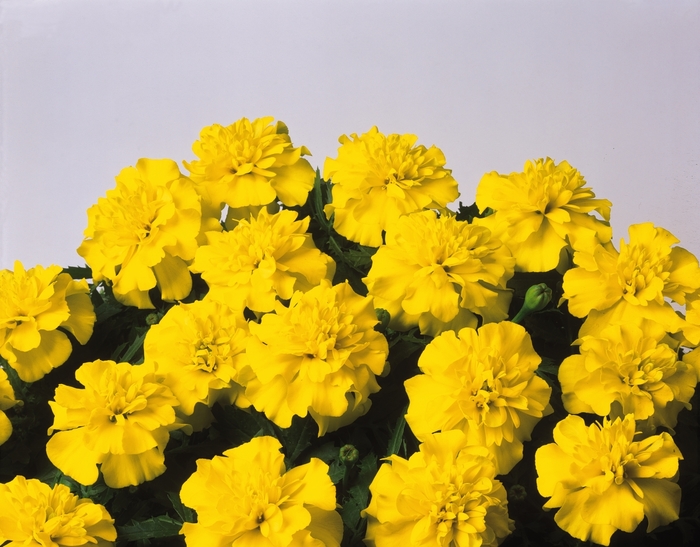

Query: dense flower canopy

[191,208,335,313]
[0,367,20,446]
[363,430,513,547]
[559,322,697,431]
[0,261,95,382]
[475,158,612,272]
[562,222,700,337]
[323,126,460,247]
[184,117,316,215]
[180,435,343,547]
[0,476,116,547]
[143,299,252,417]
[78,158,201,309]
[364,211,515,336]
[46,360,182,489]
[405,322,551,474]
[245,280,389,435]
[536,414,682,546]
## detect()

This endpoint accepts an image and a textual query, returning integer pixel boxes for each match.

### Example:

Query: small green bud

[512,283,552,324]
[374,308,391,333]
[508,484,527,502]
[339,444,359,465]
[145,313,160,325]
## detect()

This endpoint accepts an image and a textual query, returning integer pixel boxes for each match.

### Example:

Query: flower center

[192,331,231,373]
[617,243,671,300]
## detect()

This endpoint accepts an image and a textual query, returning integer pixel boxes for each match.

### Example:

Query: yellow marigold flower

[475,158,612,272]
[323,126,460,247]
[536,414,682,546]
[560,322,697,431]
[0,261,95,382]
[184,117,315,216]
[78,158,201,309]
[562,222,700,337]
[46,360,182,489]
[681,292,700,347]
[0,476,116,547]
[365,211,515,337]
[363,430,514,547]
[0,367,20,445]
[683,347,700,383]
[191,208,335,313]
[245,280,389,435]
[405,322,552,474]
[180,435,343,547]
[143,300,252,416]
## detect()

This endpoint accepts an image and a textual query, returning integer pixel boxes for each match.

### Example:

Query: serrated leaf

[166,491,196,523]
[117,515,183,542]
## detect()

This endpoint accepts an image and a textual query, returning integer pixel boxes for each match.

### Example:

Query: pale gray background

[1,0,699,270]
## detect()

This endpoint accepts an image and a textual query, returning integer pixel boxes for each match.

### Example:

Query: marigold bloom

[365,210,515,337]
[46,360,182,489]
[323,126,460,246]
[475,158,612,272]
[560,322,697,431]
[405,322,552,474]
[191,208,335,313]
[681,292,700,347]
[0,476,116,547]
[184,117,315,215]
[536,414,682,546]
[0,261,95,382]
[143,300,252,416]
[562,223,700,337]
[0,367,20,445]
[180,435,343,547]
[363,430,513,547]
[78,158,201,309]
[245,280,389,435]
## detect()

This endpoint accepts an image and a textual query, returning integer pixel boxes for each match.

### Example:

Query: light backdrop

[1,0,698,270]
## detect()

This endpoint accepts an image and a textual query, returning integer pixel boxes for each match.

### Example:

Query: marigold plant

[559,322,697,431]
[245,280,389,435]
[363,430,514,547]
[184,117,316,219]
[475,158,612,272]
[364,210,515,336]
[562,222,700,337]
[191,208,335,313]
[404,321,552,474]
[323,126,459,247]
[0,367,20,446]
[143,299,252,418]
[78,158,201,309]
[0,476,116,546]
[46,360,182,489]
[0,261,95,382]
[536,414,683,546]
[179,435,342,547]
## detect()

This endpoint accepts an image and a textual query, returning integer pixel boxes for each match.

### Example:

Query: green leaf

[116,515,183,542]
[166,491,196,524]
[62,265,93,280]
[386,406,408,457]
[278,415,317,466]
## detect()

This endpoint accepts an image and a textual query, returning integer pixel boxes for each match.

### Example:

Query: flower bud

[339,444,359,465]
[512,283,552,324]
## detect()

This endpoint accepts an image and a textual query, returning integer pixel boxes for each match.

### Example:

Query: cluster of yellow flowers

[1,116,698,547]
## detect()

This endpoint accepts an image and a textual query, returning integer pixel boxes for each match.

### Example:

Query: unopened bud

[508,484,527,502]
[145,313,160,325]
[512,283,552,324]
[339,444,359,465]
[374,309,391,333]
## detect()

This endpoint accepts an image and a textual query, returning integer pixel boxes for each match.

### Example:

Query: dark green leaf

[117,515,183,542]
